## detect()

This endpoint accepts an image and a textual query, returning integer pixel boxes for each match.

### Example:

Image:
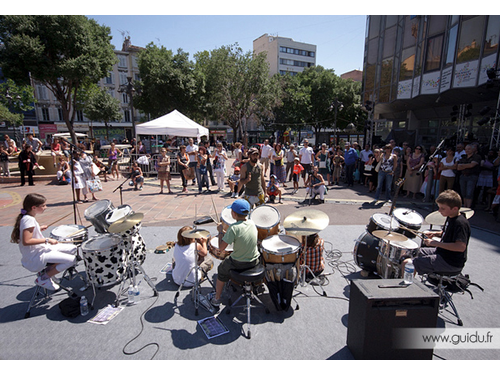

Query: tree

[195,45,274,146]
[134,43,202,120]
[0,15,117,144]
[0,78,36,126]
[82,85,123,140]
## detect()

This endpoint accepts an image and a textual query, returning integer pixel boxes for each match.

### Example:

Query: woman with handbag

[177,145,190,193]
[196,146,210,194]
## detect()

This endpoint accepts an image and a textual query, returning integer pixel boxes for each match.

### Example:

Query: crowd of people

[4,132,500,223]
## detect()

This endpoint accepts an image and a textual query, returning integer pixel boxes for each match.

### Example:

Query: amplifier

[347,278,439,360]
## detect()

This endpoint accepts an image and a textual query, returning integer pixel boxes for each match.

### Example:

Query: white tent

[135,110,208,140]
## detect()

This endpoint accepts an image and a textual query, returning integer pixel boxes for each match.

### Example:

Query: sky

[87,14,367,76]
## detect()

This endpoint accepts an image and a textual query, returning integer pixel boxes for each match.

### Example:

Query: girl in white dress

[11,193,77,291]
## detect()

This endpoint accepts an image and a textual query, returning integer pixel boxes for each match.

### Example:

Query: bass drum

[353,231,382,273]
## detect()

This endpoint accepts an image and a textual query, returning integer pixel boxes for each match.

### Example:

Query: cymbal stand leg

[132,260,158,296]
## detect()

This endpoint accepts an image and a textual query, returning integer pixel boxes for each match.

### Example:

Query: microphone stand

[113,175,131,206]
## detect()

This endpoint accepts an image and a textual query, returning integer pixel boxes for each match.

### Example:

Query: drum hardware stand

[114,254,158,307]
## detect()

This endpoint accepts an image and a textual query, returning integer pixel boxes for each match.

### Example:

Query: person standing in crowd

[316,143,330,183]
[177,145,189,193]
[299,139,315,187]
[79,150,98,202]
[439,148,457,194]
[457,144,482,208]
[272,143,287,187]
[0,144,10,177]
[375,144,397,201]
[404,145,425,199]
[157,148,172,194]
[233,142,243,169]
[71,152,86,203]
[331,147,344,186]
[343,142,358,187]
[360,143,371,186]
[286,144,298,182]
[186,138,198,186]
[107,142,122,180]
[238,147,267,209]
[196,146,210,194]
[18,144,38,186]
[292,157,304,194]
[203,141,216,187]
[260,139,273,177]
[213,142,228,192]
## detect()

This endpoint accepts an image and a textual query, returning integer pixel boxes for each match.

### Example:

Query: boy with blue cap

[208,199,261,307]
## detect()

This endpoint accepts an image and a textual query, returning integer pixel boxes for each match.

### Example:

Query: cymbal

[425,208,474,226]
[372,230,408,242]
[108,212,144,233]
[283,209,329,236]
[181,228,210,239]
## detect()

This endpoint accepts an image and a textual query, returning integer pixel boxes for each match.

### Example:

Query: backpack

[427,273,484,299]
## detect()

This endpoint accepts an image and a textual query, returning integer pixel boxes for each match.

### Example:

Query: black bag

[428,273,484,299]
[59,296,81,318]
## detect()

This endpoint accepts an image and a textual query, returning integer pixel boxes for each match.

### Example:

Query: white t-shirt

[360,149,371,163]
[19,215,48,272]
[172,242,201,286]
[299,146,314,165]
[186,144,198,163]
[260,144,273,159]
[440,157,456,177]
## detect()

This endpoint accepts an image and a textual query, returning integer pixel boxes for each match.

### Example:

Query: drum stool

[425,271,464,326]
[24,265,79,319]
[226,264,270,339]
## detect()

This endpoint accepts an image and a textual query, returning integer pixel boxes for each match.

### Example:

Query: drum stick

[45,212,73,228]
[210,196,220,223]
[67,225,92,238]
[398,224,426,240]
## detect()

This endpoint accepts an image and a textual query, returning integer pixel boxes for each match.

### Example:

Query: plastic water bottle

[404,260,414,284]
[133,285,140,303]
[128,285,135,304]
[80,296,89,316]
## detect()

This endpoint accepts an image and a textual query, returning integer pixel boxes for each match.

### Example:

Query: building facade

[32,37,144,144]
[363,15,500,149]
[253,33,317,76]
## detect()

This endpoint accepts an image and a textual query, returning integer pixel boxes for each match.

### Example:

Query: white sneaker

[231,192,236,198]
[35,276,60,291]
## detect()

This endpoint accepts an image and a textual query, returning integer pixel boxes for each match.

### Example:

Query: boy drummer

[402,189,470,276]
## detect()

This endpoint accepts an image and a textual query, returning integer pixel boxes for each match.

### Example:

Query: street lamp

[118,76,138,139]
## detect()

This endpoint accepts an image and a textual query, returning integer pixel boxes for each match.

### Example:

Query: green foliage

[0,79,36,123]
[0,102,23,125]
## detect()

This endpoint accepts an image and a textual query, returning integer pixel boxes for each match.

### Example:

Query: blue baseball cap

[231,199,251,216]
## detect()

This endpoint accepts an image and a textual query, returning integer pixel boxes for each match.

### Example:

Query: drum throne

[226,264,269,339]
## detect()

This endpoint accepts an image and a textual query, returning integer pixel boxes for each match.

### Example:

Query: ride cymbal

[108,212,144,233]
[283,209,329,236]
[425,208,474,226]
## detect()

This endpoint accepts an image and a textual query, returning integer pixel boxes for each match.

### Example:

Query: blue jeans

[375,170,393,200]
[459,174,478,200]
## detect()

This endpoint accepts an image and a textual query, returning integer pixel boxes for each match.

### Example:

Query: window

[425,34,444,72]
[400,47,416,80]
[118,55,127,68]
[105,72,114,84]
[444,24,458,68]
[58,108,63,121]
[76,110,84,122]
[483,15,500,57]
[37,85,48,101]
[124,110,131,122]
[457,16,486,63]
[41,108,50,121]
[383,26,397,58]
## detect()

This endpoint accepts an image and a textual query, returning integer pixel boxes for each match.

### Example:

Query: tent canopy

[135,110,208,139]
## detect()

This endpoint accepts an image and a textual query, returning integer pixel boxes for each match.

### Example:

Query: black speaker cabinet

[347,279,439,360]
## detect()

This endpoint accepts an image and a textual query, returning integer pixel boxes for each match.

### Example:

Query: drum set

[48,199,157,308]
[353,206,474,280]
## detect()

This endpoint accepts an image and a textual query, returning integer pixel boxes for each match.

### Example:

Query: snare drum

[260,234,301,264]
[392,208,424,239]
[84,199,115,233]
[366,213,400,234]
[353,231,382,273]
[376,237,419,279]
[383,238,419,263]
[50,224,88,244]
[249,204,281,241]
[220,205,236,232]
[208,236,233,260]
[81,234,128,287]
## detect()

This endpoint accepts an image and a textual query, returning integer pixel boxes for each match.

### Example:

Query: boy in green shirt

[208,199,261,307]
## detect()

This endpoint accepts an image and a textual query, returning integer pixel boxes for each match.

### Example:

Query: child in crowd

[266,174,282,203]
[228,166,241,198]
[292,157,304,194]
[0,144,10,177]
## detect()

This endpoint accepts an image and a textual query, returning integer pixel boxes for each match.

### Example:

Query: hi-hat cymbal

[283,209,329,236]
[181,228,210,239]
[425,208,474,226]
[108,212,144,233]
[372,230,408,242]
